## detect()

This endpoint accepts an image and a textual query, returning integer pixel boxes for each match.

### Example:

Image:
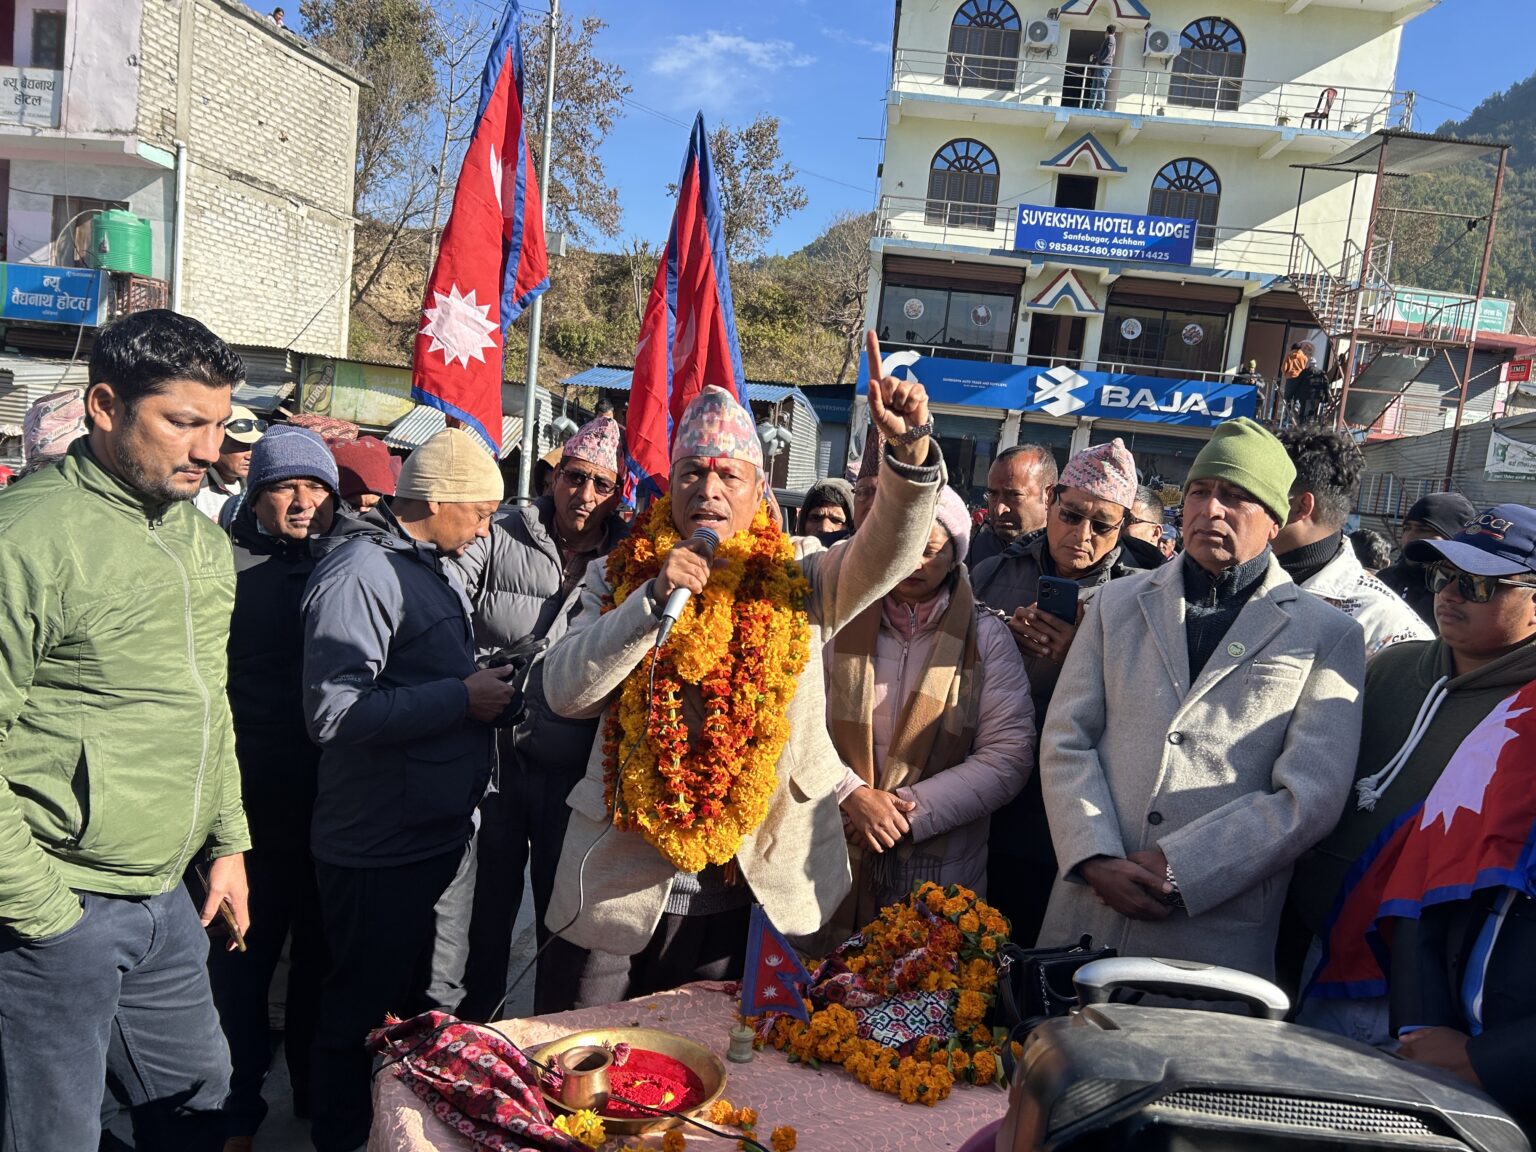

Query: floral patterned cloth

[366,1012,584,1151]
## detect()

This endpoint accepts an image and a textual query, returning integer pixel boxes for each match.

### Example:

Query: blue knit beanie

[247,425,339,495]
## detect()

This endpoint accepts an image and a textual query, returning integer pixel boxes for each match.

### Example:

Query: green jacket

[0,439,250,941]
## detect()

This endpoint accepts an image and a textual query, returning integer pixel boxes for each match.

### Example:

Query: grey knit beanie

[247,425,339,495]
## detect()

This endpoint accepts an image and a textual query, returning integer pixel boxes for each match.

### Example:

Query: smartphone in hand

[194,863,247,953]
[1035,576,1080,624]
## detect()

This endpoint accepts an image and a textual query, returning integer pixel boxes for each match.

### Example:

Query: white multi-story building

[865,0,1437,491]
[0,0,361,463]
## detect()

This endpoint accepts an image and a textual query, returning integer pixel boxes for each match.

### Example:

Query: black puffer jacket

[227,500,355,852]
[1377,557,1437,632]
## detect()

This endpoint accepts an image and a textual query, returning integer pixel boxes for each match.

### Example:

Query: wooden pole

[1444,145,1507,488]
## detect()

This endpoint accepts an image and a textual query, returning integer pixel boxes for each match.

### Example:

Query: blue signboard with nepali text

[0,264,105,325]
[858,352,1255,428]
[1014,205,1197,266]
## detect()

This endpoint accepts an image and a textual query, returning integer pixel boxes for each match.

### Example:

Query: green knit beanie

[1186,417,1296,524]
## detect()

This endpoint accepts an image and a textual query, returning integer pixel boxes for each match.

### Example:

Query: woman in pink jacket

[826,484,1035,930]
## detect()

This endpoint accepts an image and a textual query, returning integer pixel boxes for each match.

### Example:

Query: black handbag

[996,934,1116,1031]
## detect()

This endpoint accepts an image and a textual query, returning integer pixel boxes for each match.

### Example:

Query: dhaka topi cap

[331,435,397,502]
[561,415,621,475]
[1186,417,1296,525]
[934,485,972,565]
[247,426,339,495]
[396,427,504,503]
[1059,438,1138,510]
[670,386,763,469]
[1403,491,1476,540]
[1405,503,1536,578]
[23,387,86,461]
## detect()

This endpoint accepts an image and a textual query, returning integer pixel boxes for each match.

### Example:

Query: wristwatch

[1164,864,1186,909]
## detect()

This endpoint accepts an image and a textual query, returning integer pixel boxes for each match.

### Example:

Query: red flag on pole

[624,113,746,503]
[411,0,549,455]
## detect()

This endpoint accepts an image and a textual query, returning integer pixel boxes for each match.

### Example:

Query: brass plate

[531,1027,729,1135]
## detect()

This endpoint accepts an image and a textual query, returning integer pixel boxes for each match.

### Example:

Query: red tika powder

[602,1048,707,1118]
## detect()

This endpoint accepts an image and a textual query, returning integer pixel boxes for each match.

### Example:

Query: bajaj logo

[1035,365,1090,417]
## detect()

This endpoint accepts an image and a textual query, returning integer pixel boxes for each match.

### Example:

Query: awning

[383,406,525,459]
[1295,129,1507,177]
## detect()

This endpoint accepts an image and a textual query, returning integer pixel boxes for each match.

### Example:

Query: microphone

[656,525,720,647]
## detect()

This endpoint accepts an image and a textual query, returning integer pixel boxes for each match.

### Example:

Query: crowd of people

[0,310,1533,1151]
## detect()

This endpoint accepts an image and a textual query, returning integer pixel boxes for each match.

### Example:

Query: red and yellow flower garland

[601,497,810,873]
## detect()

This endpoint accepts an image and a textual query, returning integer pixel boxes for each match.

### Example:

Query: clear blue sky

[266,0,1536,256]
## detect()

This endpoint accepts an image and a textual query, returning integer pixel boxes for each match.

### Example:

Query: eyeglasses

[1429,563,1536,604]
[558,466,617,497]
[225,418,267,435]
[1051,492,1125,537]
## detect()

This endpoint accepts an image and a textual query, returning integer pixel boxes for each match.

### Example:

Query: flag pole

[516,0,560,501]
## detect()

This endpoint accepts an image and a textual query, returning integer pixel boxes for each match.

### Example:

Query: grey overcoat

[1037,554,1366,979]
[541,454,941,955]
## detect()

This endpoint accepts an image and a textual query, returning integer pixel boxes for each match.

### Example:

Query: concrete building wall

[0,0,141,134]
[137,0,359,356]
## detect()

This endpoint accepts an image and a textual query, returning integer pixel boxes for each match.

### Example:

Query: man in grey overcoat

[1037,417,1366,980]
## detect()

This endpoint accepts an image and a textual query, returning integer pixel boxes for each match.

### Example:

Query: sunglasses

[558,465,616,497]
[225,418,267,435]
[1429,563,1535,604]
[1051,492,1125,537]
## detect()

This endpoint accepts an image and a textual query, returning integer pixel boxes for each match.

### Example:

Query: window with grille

[1170,17,1245,112]
[31,11,65,70]
[1149,158,1220,250]
[926,139,1000,231]
[945,0,1021,89]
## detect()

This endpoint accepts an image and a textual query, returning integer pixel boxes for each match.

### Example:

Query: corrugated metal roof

[745,383,795,403]
[560,366,819,426]
[561,365,634,389]
[383,406,524,459]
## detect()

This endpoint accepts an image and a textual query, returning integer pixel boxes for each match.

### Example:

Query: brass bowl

[531,1027,729,1135]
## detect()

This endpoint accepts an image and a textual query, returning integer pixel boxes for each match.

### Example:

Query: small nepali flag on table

[411,0,548,455]
[739,904,813,1022]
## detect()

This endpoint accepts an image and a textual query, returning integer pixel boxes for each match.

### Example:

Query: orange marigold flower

[957,911,981,934]
[771,1126,798,1151]
[972,1050,999,1084]
[661,1131,686,1152]
[736,1107,758,1128]
[707,1099,736,1125]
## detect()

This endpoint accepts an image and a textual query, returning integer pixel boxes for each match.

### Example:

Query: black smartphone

[1035,576,1080,624]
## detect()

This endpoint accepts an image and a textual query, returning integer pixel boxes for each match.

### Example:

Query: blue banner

[1013,205,1196,266]
[859,352,1255,427]
[0,264,104,324]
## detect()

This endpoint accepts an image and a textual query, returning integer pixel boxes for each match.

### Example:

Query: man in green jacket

[0,310,251,1151]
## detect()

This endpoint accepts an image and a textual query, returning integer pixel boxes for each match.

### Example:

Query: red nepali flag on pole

[411,0,549,455]
[625,113,746,503]
[739,905,813,1021]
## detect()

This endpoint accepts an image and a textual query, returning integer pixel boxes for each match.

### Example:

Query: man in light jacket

[1274,426,1429,657]
[447,415,629,1016]
[1038,417,1366,980]
[542,334,943,1004]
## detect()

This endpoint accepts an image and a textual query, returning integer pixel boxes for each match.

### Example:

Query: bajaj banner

[858,353,1256,427]
[1013,206,1197,265]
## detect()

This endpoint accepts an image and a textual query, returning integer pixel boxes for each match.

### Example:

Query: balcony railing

[869,342,1252,387]
[877,194,1298,276]
[0,66,62,129]
[892,47,1411,136]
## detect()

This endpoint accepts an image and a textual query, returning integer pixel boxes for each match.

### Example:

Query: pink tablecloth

[370,981,1008,1150]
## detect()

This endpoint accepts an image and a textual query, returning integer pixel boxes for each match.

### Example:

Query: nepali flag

[739,904,813,1021]
[624,112,746,504]
[1306,680,1536,1001]
[411,0,549,455]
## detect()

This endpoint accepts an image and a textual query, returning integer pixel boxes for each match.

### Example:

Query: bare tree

[704,115,809,263]
[804,211,876,383]
[425,11,493,272]
[522,13,630,243]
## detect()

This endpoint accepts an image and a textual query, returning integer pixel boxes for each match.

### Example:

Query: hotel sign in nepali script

[1014,206,1197,265]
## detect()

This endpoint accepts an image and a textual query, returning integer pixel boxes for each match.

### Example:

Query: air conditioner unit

[1144,27,1178,58]
[1026,18,1060,49]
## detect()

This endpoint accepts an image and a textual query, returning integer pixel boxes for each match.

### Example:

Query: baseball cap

[1403,491,1475,540]
[1404,503,1536,578]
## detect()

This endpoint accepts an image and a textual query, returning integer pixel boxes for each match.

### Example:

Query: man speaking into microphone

[543,332,943,1004]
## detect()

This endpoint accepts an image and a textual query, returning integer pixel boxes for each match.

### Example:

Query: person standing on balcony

[1089,25,1117,110]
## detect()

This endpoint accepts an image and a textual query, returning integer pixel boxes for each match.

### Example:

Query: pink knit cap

[670,386,763,469]
[561,415,621,474]
[934,485,972,564]
[1059,438,1137,509]
[23,387,86,462]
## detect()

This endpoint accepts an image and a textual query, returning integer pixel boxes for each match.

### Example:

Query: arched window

[926,139,1000,231]
[1149,158,1220,250]
[1170,17,1246,112]
[945,0,1021,89]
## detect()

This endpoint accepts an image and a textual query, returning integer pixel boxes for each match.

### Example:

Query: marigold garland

[761,883,1015,1104]
[600,497,810,873]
